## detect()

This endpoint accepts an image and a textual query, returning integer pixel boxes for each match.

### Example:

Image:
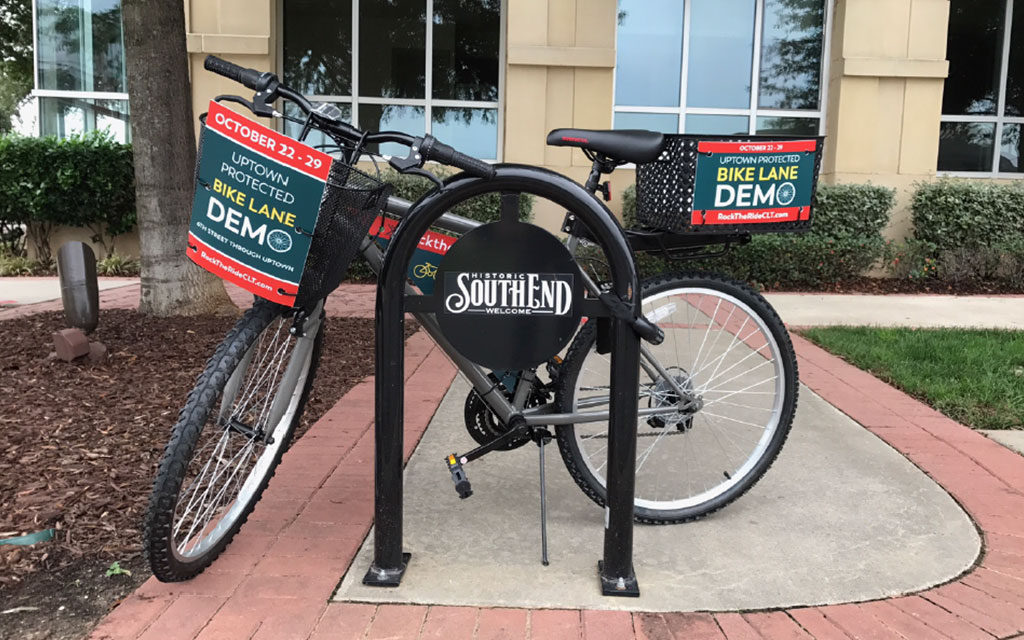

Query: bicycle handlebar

[202,55,495,180]
[204,56,274,93]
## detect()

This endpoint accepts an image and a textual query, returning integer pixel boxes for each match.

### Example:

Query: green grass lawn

[799,327,1024,430]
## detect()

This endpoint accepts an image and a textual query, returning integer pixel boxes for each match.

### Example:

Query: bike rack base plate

[362,552,411,587]
[598,560,640,597]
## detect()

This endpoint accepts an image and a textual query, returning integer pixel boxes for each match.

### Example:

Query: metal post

[362,266,410,586]
[599,317,642,596]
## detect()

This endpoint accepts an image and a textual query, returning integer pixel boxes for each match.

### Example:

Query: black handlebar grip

[421,134,496,179]
[204,55,272,92]
[634,317,665,345]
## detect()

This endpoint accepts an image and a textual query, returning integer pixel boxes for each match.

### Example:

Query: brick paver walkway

[13,285,1013,639]
[0,281,375,321]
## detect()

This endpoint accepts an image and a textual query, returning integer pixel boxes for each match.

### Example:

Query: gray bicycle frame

[363,195,690,427]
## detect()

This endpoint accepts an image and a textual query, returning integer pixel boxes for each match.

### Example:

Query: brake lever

[213,94,278,118]
[386,139,444,188]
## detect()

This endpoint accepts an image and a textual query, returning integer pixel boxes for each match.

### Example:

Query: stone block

[52,328,90,362]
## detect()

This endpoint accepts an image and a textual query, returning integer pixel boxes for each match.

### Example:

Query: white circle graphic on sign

[267,229,292,253]
[776,182,797,206]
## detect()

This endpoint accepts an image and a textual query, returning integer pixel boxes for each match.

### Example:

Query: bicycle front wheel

[554,273,797,524]
[144,299,324,581]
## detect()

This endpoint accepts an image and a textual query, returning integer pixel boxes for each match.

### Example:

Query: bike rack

[365,165,644,596]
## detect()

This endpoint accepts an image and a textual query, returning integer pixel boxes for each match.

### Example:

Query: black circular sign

[436,221,583,370]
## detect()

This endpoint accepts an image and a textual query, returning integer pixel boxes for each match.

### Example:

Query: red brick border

[87,330,1024,639]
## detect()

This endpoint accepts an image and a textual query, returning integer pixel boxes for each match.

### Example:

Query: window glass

[1000,124,1024,172]
[615,0,684,107]
[756,116,819,135]
[687,0,756,109]
[359,0,425,98]
[613,112,679,133]
[432,0,500,101]
[36,0,125,92]
[360,104,425,156]
[282,102,352,154]
[937,122,996,172]
[759,0,824,110]
[283,0,352,96]
[39,96,129,141]
[686,114,748,135]
[433,107,498,159]
[1005,0,1024,117]
[943,0,1005,115]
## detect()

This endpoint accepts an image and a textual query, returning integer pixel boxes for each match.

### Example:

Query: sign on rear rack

[186,101,333,306]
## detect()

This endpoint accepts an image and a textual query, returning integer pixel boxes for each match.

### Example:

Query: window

[939,0,1024,175]
[613,0,828,137]
[282,0,503,160]
[33,0,130,141]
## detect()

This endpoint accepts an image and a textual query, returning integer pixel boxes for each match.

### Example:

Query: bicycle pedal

[445,454,473,499]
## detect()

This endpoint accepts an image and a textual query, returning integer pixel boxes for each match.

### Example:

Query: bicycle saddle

[546,128,665,164]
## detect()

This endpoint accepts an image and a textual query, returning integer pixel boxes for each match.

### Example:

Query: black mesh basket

[293,161,391,310]
[635,134,824,234]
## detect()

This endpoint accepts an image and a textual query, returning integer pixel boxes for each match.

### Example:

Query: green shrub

[96,252,140,276]
[380,167,533,223]
[912,180,1024,252]
[618,182,895,288]
[0,132,136,262]
[901,181,1024,290]
[0,254,42,276]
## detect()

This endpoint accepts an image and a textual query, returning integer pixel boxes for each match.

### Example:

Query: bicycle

[144,56,803,582]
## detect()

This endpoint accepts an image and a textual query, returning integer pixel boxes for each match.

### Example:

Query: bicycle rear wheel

[144,299,324,581]
[554,273,797,524]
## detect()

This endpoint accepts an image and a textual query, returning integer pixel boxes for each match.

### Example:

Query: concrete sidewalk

[86,332,1024,640]
[766,292,1024,329]
[0,276,139,306]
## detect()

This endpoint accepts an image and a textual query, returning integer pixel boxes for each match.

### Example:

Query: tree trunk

[122,0,235,316]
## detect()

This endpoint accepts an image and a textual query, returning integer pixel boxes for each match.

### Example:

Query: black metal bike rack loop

[364,164,644,596]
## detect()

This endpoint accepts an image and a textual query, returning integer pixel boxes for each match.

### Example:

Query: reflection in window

[686,114,748,135]
[759,0,825,110]
[39,96,129,141]
[756,116,820,135]
[940,0,1024,173]
[359,0,425,99]
[432,108,498,159]
[1005,0,1024,117]
[613,112,679,133]
[283,0,352,96]
[687,0,755,109]
[938,122,996,172]
[432,0,500,101]
[613,0,826,137]
[615,0,684,107]
[943,0,1004,115]
[282,102,352,155]
[360,105,426,157]
[36,0,125,93]
[283,0,501,159]
[1001,124,1024,172]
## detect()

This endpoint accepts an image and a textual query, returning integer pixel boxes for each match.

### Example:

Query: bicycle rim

[170,313,315,560]
[569,285,787,512]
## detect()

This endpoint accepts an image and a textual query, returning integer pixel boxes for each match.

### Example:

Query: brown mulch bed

[0,309,412,639]
[766,277,1024,296]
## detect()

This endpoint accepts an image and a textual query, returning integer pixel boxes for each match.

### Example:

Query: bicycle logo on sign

[413,261,438,279]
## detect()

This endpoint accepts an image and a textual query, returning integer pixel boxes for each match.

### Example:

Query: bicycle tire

[144,299,324,581]
[554,273,798,524]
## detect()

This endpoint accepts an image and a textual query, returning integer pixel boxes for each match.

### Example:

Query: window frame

[276,0,506,162]
[30,0,131,138]
[611,0,832,138]
[939,0,1024,178]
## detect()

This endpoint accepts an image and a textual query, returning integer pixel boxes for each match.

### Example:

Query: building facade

[29,0,1023,239]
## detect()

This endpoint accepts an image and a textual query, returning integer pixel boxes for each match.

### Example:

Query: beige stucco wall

[822,0,950,238]
[49,0,965,257]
